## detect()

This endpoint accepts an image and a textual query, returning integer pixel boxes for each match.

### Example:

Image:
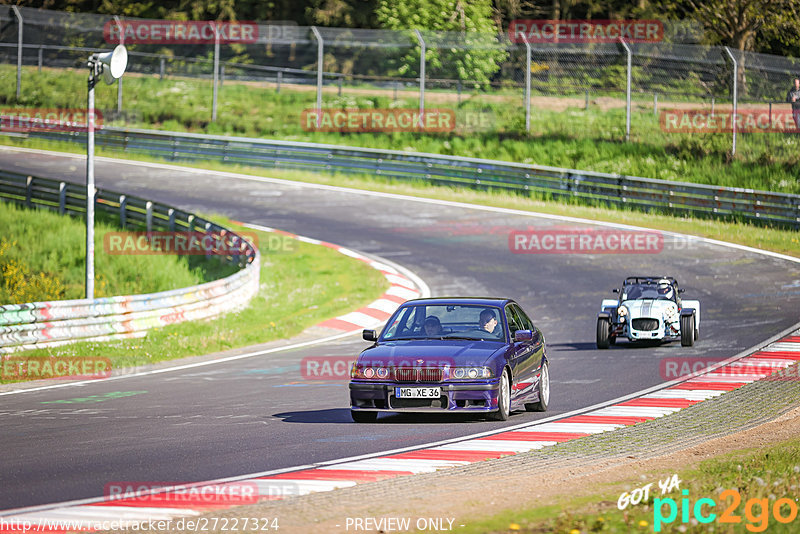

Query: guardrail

[0,169,260,353]
[17,126,800,229]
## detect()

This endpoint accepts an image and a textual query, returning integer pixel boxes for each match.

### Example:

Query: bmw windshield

[381,304,506,342]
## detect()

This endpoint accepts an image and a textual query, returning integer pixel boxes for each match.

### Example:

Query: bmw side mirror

[362,329,377,342]
[514,329,533,342]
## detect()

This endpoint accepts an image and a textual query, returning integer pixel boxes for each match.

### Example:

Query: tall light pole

[86,45,127,299]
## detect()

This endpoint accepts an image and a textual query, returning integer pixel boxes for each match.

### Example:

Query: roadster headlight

[618,305,628,316]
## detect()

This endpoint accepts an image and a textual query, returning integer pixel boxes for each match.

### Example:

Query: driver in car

[479,309,499,336]
[657,282,674,300]
[423,316,442,337]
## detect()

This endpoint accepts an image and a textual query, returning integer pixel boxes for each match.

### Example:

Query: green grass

[0,200,223,302]
[1,64,799,194]
[2,136,797,260]
[457,437,800,533]
[1,221,389,382]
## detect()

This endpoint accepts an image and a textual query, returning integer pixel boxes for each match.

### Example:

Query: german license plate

[395,387,440,398]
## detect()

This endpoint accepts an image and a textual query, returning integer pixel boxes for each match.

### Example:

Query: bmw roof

[401,297,515,307]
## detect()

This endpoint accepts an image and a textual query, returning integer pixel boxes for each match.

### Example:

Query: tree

[376,0,507,88]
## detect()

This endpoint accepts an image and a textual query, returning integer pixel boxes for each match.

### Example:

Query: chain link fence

[2,6,800,162]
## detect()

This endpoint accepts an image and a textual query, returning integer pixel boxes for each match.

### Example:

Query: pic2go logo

[654,489,799,532]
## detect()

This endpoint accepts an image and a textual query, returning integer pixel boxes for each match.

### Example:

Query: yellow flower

[639,520,649,527]
[508,524,521,531]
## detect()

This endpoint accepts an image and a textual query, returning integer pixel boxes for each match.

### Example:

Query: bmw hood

[359,340,504,368]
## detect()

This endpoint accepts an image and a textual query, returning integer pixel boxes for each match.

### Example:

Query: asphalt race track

[1,148,799,511]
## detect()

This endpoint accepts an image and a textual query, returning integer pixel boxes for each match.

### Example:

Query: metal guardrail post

[523,38,531,132]
[221,64,225,86]
[145,201,153,232]
[724,47,738,156]
[114,16,124,114]
[168,208,175,231]
[159,58,165,80]
[38,45,42,72]
[212,22,220,122]
[119,194,127,228]
[11,6,23,101]
[311,26,324,127]
[59,182,66,215]
[276,70,282,93]
[653,93,658,116]
[25,176,32,207]
[619,38,632,142]
[414,30,426,129]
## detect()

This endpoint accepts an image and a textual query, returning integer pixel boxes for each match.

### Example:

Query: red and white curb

[239,223,422,333]
[3,331,798,532]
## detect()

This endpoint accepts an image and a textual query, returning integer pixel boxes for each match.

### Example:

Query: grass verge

[459,436,800,533]
[1,64,799,193]
[2,135,797,259]
[0,200,226,302]
[1,218,389,383]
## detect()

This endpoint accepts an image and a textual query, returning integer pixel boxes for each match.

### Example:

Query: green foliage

[375,0,507,87]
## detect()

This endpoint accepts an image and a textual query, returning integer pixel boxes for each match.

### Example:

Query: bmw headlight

[450,367,492,380]
[351,365,390,379]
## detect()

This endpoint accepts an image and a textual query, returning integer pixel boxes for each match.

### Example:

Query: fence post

[12,6,23,101]
[414,29,426,128]
[212,22,220,122]
[338,74,342,96]
[311,26,324,127]
[276,70,282,93]
[619,37,632,142]
[38,46,43,72]
[724,47,738,156]
[168,208,175,232]
[653,93,658,116]
[114,16,124,113]
[220,64,225,86]
[524,38,531,132]
[711,96,715,114]
[159,57,165,80]
[585,89,589,110]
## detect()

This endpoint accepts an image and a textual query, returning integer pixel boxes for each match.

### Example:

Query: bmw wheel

[525,360,549,412]
[489,369,510,421]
